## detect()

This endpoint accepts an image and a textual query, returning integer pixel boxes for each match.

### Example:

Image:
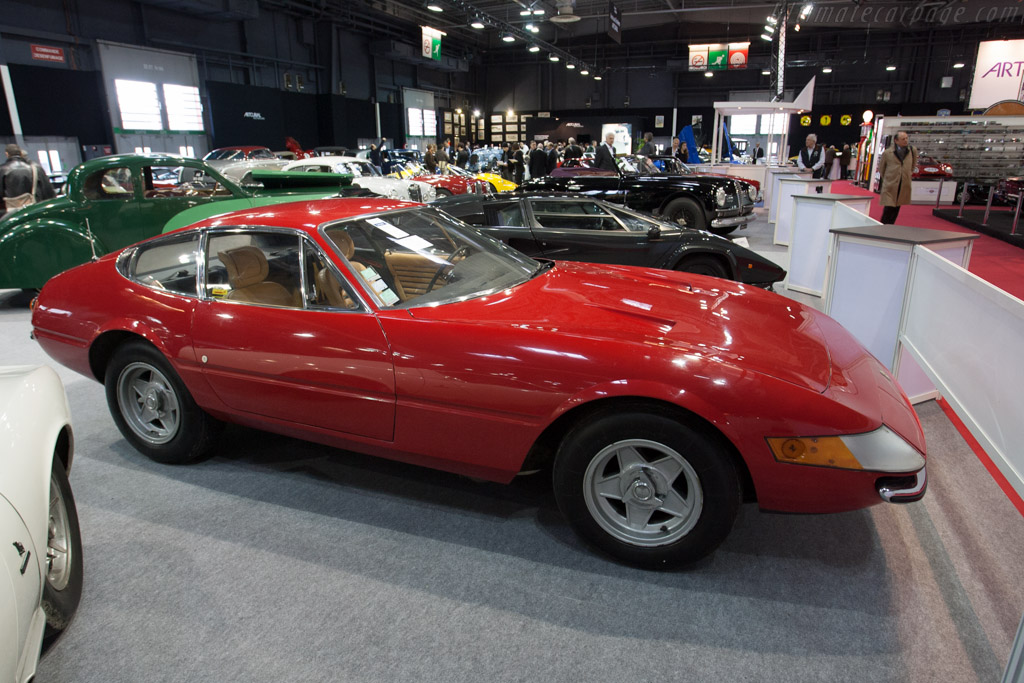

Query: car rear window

[124,233,200,295]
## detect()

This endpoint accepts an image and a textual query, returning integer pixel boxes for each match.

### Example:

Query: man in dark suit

[563,137,583,161]
[594,132,617,171]
[529,141,549,179]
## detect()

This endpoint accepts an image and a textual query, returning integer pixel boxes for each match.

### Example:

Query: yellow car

[475,171,517,192]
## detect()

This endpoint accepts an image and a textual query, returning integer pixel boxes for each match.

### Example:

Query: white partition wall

[900,246,1024,499]
[824,225,977,403]
[787,194,873,297]
[773,177,832,245]
[767,170,801,224]
[831,201,881,230]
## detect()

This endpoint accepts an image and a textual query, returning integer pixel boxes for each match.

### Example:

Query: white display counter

[824,224,978,403]
[786,194,874,298]
[773,176,832,245]
[766,169,804,224]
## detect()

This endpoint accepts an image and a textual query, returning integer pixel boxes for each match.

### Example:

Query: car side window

[205,231,303,308]
[530,200,623,231]
[493,204,526,227]
[126,233,200,295]
[303,240,362,311]
[81,167,135,200]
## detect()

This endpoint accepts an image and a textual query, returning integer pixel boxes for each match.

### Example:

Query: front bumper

[711,212,755,230]
[877,466,927,503]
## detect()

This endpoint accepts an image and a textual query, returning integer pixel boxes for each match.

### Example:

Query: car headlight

[715,186,727,206]
[747,185,757,201]
[766,425,925,472]
[409,184,422,202]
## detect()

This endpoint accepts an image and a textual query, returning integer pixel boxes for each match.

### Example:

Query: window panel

[130,233,200,295]
[163,84,204,131]
[206,232,302,308]
[115,79,163,131]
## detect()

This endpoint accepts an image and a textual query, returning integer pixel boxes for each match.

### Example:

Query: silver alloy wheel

[46,471,72,591]
[582,438,704,547]
[116,361,181,445]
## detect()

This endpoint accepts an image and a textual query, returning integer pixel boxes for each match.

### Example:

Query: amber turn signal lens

[766,436,863,470]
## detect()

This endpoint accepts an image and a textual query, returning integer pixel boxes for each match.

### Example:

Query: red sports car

[392,162,488,197]
[30,198,927,567]
[912,155,953,180]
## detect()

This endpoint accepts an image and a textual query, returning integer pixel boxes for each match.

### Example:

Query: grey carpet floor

[3,209,1020,683]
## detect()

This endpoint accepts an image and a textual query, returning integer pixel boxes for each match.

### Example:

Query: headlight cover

[715,186,727,206]
[766,425,925,473]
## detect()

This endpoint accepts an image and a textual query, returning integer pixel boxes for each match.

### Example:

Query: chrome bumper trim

[878,466,927,503]
[711,213,755,229]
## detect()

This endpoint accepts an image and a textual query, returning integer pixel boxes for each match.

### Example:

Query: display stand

[909,179,956,205]
[824,224,978,403]
[786,194,873,297]
[767,169,803,224]
[773,176,832,245]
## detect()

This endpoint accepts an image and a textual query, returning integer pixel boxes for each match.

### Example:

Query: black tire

[104,340,221,464]
[434,188,453,198]
[41,455,83,650]
[676,254,730,280]
[553,412,740,569]
[663,197,707,231]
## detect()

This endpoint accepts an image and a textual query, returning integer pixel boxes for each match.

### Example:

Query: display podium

[786,194,873,297]
[766,169,803,224]
[824,224,978,403]
[773,176,832,245]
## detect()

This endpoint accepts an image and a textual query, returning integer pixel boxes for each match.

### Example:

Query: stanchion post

[983,185,995,226]
[935,178,943,209]
[1012,192,1023,236]
[958,181,967,218]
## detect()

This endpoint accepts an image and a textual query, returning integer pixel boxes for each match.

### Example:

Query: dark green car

[0,154,351,289]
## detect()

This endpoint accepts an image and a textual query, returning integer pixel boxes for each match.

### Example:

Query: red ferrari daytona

[31,198,927,567]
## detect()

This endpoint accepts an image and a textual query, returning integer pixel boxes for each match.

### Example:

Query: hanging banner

[689,45,709,71]
[728,43,749,69]
[709,45,728,70]
[421,26,444,61]
[969,39,1024,110]
[608,3,622,44]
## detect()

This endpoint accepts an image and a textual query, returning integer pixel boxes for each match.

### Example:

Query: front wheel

[104,340,221,464]
[553,412,740,568]
[41,456,83,649]
[663,197,707,231]
[434,188,453,198]
[676,255,730,280]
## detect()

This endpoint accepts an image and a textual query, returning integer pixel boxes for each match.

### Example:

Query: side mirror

[647,225,662,240]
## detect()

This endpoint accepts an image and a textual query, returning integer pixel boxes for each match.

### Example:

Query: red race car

[912,155,953,180]
[31,198,926,567]
[392,162,488,197]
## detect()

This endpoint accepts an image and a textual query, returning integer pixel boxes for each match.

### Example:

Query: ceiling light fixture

[762,69,771,75]
[426,1,443,12]
[473,109,480,117]
[528,44,541,52]
[520,8,531,15]
[766,15,778,24]
[566,63,575,69]
[507,109,515,117]
[549,53,560,62]
[822,66,833,73]
[534,8,544,14]
[953,62,965,69]
[886,65,896,71]
[705,72,714,78]
[594,75,602,80]
[793,23,801,31]
[764,23,775,33]
[502,33,516,42]
[470,19,485,29]
[799,3,813,19]
[761,33,772,41]
[580,69,589,75]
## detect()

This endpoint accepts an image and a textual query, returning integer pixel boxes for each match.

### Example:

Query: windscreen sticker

[379,288,400,305]
[366,217,408,239]
[370,279,390,293]
[359,266,379,281]
[396,235,433,251]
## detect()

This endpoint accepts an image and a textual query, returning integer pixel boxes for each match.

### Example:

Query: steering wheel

[426,246,472,292]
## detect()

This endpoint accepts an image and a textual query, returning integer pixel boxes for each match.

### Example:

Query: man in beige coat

[877,131,918,224]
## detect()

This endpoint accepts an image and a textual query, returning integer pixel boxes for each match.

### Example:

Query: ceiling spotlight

[470,19,485,29]
[762,69,771,75]
[528,44,540,52]
[549,54,560,62]
[473,109,480,117]
[502,33,515,42]
[534,8,544,14]
[953,62,965,69]
[580,69,589,75]
[704,72,714,78]
[426,1,443,11]
[886,65,896,71]
[525,23,534,30]
[566,63,575,69]
[764,23,775,33]
[507,109,515,117]
[761,33,772,41]
[822,66,833,73]
[793,23,801,31]
[799,3,813,19]
[766,15,778,24]
[520,8,531,15]
[594,75,602,80]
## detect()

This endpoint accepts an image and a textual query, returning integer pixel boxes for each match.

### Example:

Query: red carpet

[831,181,1024,301]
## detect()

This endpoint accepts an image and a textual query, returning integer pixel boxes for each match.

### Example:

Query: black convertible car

[435,193,785,287]
[517,155,759,236]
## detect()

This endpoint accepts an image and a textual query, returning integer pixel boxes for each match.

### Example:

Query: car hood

[408,261,831,392]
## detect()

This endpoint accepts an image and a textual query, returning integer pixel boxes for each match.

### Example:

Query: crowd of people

[795,133,855,180]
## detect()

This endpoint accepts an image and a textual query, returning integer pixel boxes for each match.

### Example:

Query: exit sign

[421,27,444,62]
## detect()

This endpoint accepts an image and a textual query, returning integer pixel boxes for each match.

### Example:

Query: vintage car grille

[736,180,754,210]
[408,184,423,202]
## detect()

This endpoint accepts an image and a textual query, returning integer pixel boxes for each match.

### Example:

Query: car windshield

[323,207,541,309]
[204,149,245,161]
[335,161,381,177]
[617,155,692,176]
[248,149,276,160]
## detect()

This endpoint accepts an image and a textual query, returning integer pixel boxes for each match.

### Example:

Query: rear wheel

[434,188,453,198]
[676,255,730,280]
[105,340,221,464]
[41,456,83,649]
[553,412,740,568]
[663,197,706,231]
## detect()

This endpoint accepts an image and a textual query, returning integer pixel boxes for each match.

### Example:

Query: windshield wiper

[531,260,555,278]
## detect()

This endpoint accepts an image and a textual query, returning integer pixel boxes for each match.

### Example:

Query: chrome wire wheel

[116,361,181,445]
[46,470,73,591]
[582,438,704,547]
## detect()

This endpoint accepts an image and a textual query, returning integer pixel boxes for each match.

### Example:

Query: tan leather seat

[384,251,444,301]
[219,246,298,307]
[316,267,357,309]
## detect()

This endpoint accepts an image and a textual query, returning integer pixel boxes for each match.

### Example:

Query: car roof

[186,197,421,233]
[210,146,271,152]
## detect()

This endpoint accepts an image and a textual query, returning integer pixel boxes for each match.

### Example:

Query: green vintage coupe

[0,154,356,289]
